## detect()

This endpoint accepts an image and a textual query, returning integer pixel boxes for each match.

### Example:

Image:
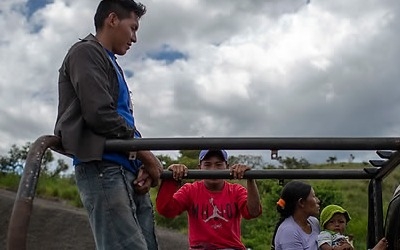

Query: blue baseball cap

[199,150,228,161]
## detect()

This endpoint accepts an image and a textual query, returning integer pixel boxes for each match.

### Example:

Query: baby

[318,204,388,250]
[318,204,353,250]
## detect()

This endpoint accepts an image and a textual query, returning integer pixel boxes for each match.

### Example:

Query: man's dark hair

[94,0,146,31]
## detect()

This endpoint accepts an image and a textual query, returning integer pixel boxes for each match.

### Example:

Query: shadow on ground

[0,189,188,250]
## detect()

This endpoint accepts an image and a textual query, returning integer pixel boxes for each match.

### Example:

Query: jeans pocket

[98,164,126,190]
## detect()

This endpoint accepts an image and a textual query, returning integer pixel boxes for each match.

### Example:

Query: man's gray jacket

[54,34,135,162]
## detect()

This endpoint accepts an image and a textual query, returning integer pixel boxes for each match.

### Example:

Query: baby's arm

[320,242,353,250]
[320,242,334,250]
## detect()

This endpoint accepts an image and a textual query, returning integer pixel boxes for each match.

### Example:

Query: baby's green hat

[320,204,351,228]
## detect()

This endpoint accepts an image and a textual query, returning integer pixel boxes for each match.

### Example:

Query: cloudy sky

[0,0,399,166]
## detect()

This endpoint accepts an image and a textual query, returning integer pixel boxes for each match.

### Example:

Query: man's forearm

[247,179,262,217]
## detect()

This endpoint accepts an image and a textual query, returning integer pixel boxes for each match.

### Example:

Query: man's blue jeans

[75,161,158,250]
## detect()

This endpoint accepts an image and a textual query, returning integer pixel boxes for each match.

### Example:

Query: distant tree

[326,156,337,164]
[264,164,278,169]
[312,182,344,208]
[0,142,69,176]
[50,159,69,178]
[349,154,355,163]
[156,154,177,168]
[177,150,201,169]
[278,156,310,169]
[0,144,27,174]
[298,158,311,169]
[229,154,265,169]
[179,150,201,160]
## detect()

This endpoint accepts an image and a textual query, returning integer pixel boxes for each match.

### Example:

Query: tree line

[0,142,69,177]
[0,143,316,176]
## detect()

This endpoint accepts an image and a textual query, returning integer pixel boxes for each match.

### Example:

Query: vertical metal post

[7,135,61,250]
[367,179,384,249]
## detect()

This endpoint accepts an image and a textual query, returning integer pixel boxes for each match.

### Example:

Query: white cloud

[0,0,399,165]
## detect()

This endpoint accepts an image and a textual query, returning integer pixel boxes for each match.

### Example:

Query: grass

[0,173,20,190]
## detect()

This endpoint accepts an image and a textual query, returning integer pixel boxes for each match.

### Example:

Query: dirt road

[0,189,188,250]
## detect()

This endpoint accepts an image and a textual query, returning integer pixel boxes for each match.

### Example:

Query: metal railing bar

[373,151,400,180]
[105,137,400,151]
[160,168,378,180]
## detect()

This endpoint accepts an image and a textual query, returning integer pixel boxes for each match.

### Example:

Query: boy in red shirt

[156,150,262,250]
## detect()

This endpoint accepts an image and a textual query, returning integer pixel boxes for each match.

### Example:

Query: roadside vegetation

[1,143,399,249]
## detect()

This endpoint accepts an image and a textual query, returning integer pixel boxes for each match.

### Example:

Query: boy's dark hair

[94,0,146,31]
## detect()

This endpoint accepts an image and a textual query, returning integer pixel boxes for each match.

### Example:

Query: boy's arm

[231,164,262,218]
[156,164,190,217]
[246,179,262,217]
[156,179,181,218]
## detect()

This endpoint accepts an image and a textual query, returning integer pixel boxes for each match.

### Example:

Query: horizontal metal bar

[105,137,400,152]
[376,150,394,159]
[160,168,378,180]
[374,151,400,180]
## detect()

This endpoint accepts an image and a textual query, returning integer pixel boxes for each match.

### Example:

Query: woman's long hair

[271,180,312,249]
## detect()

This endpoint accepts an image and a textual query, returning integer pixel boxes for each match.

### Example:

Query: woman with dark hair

[271,180,322,250]
[271,181,387,250]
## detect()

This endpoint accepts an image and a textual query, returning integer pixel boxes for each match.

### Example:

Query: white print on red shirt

[203,198,229,223]
[189,199,240,222]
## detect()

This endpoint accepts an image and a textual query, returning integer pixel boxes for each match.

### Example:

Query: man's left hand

[133,167,152,195]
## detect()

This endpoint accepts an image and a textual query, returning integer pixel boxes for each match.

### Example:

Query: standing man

[54,1,162,249]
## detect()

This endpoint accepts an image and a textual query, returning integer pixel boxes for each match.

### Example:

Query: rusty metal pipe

[7,135,61,250]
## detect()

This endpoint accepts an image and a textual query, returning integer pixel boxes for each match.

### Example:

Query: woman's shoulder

[308,216,320,225]
[309,216,321,235]
[278,217,298,231]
